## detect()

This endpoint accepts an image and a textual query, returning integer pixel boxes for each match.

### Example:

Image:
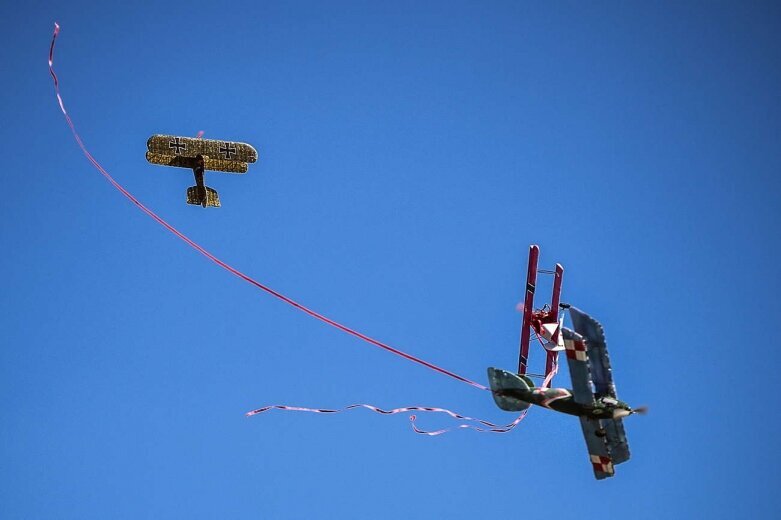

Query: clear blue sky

[2,1,780,518]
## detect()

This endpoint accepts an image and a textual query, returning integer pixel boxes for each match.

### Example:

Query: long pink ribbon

[47,23,487,393]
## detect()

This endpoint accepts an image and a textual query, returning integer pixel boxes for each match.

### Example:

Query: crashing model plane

[146,134,258,208]
[488,246,644,479]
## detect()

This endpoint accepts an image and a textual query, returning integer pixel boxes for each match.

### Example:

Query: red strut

[517,245,539,375]
[542,263,564,387]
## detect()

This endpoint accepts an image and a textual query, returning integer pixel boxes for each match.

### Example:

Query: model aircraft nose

[612,409,632,419]
[612,406,648,419]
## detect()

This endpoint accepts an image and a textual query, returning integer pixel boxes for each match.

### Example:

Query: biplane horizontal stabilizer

[187,186,221,207]
[487,368,532,412]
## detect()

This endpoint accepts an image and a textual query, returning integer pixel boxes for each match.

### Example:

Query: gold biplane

[146,134,258,208]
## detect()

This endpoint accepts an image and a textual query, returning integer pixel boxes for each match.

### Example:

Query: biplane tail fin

[487,368,533,412]
[187,186,221,208]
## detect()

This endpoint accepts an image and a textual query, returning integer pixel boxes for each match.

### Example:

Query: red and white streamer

[247,403,527,436]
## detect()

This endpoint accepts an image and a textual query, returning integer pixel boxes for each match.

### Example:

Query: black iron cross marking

[219,142,237,159]
[169,137,186,155]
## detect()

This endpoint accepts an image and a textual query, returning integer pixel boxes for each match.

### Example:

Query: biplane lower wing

[147,134,258,164]
[561,327,595,406]
[579,417,615,480]
[569,307,617,398]
[145,152,249,174]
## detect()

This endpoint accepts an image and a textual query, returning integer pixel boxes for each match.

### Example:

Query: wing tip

[245,144,259,163]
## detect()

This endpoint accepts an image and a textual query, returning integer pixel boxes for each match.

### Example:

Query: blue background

[2,2,780,518]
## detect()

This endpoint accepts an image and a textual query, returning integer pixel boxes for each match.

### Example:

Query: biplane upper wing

[564,324,624,477]
[579,417,615,480]
[603,418,631,465]
[561,327,595,406]
[146,135,258,174]
[568,307,617,398]
[569,308,630,465]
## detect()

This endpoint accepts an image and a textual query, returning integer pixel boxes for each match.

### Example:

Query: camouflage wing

[579,417,615,480]
[569,307,617,398]
[561,327,595,406]
[146,135,258,174]
[569,308,630,464]
[603,418,631,465]
[145,152,249,173]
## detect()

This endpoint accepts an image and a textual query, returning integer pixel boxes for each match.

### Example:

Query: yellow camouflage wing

[145,152,249,173]
[146,135,258,174]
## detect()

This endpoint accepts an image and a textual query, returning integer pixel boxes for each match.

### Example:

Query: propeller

[612,405,648,419]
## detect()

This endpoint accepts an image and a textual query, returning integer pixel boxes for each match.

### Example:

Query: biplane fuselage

[493,383,634,420]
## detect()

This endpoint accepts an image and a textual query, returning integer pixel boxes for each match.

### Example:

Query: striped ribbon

[247,403,527,436]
